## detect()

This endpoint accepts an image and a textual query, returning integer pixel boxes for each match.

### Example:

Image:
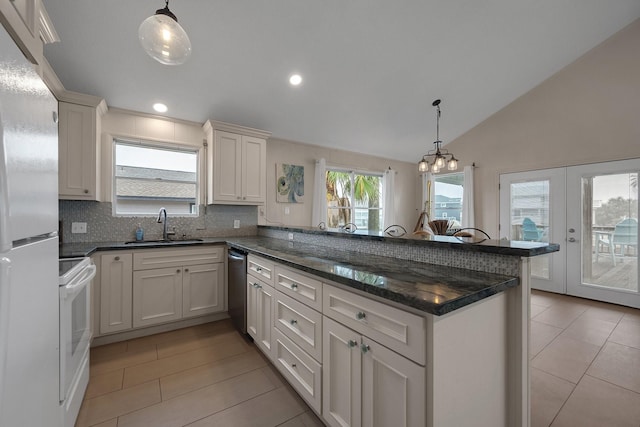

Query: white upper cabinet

[58,98,107,200]
[203,120,270,205]
[0,0,58,66]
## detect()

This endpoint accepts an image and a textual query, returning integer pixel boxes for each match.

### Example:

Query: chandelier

[138,0,192,66]
[418,99,458,173]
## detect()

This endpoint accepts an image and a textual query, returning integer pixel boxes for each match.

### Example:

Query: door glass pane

[510,180,550,279]
[583,173,638,291]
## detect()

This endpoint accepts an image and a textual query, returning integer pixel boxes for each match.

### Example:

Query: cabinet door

[100,253,133,334]
[213,130,242,202]
[132,267,182,328]
[58,102,98,200]
[257,282,275,359]
[242,136,266,203]
[361,339,425,427]
[323,317,362,427]
[182,262,225,318]
[247,276,260,340]
[0,0,41,64]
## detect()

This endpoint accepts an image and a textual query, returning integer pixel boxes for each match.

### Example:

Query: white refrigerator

[0,23,61,427]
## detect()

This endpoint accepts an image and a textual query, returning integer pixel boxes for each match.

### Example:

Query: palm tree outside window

[325,169,383,232]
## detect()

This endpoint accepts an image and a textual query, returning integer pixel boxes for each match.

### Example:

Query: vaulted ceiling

[42,1,640,163]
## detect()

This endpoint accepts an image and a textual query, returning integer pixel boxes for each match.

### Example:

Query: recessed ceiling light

[153,103,168,113]
[289,74,302,86]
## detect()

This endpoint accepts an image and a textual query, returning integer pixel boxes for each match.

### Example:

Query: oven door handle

[62,264,96,299]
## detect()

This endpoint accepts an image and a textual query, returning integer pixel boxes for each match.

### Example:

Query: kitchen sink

[124,238,204,245]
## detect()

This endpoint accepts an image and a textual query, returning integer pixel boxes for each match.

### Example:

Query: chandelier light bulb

[418,159,428,172]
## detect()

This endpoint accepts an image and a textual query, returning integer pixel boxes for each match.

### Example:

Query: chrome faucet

[157,207,169,240]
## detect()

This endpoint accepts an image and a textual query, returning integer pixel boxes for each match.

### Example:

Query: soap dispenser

[135,225,144,241]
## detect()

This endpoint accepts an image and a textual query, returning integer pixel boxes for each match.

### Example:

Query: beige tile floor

[530,289,640,427]
[76,319,324,427]
[78,292,640,427]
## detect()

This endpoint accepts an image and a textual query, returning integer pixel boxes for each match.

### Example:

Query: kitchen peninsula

[63,225,558,427]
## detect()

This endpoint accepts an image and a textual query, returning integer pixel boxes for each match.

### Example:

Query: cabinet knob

[237,196,241,200]
[114,256,120,261]
[290,283,298,290]
[176,269,181,273]
[347,339,358,348]
[256,267,262,272]
[290,319,297,325]
[291,363,297,368]
[185,268,189,272]
[356,311,366,320]
[243,197,246,200]
[253,283,262,289]
[83,189,89,194]
[361,343,370,353]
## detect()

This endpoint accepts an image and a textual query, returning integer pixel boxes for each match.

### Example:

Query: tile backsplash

[59,201,257,243]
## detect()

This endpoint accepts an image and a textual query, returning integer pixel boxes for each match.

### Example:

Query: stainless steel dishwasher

[227,249,247,334]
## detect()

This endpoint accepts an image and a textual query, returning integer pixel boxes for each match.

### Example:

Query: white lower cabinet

[100,253,133,334]
[133,267,183,328]
[246,275,275,359]
[97,247,226,336]
[183,263,225,318]
[273,328,322,414]
[323,316,425,427]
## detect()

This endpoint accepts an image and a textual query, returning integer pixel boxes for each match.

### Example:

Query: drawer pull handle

[291,363,297,368]
[361,344,370,353]
[114,256,120,261]
[348,340,358,348]
[290,319,297,325]
[256,267,262,272]
[290,283,298,290]
[253,283,262,289]
[356,311,366,320]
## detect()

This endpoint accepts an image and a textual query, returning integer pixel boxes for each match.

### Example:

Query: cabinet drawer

[247,255,274,285]
[273,329,322,414]
[274,291,322,362]
[323,284,426,365]
[133,246,224,270]
[275,265,322,311]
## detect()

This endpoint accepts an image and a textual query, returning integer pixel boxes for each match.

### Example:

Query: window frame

[325,167,384,232]
[111,137,201,218]
[432,171,464,225]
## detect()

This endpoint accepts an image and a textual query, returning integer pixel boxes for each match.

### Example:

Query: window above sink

[113,138,200,217]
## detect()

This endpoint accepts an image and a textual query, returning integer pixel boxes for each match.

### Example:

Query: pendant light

[138,0,192,65]
[418,99,459,173]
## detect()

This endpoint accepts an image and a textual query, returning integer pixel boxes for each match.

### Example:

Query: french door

[500,160,640,309]
[566,160,639,308]
[499,168,567,293]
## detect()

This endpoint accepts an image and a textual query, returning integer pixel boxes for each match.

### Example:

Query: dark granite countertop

[59,238,229,258]
[227,236,519,316]
[259,225,560,257]
[61,235,520,316]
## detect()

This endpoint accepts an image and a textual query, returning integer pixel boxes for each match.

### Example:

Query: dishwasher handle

[228,250,247,261]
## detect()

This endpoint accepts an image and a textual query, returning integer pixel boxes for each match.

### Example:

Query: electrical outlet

[284,207,290,215]
[71,222,87,233]
[288,233,294,240]
[233,220,240,229]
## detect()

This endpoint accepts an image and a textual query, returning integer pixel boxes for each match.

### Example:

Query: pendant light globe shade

[138,7,191,66]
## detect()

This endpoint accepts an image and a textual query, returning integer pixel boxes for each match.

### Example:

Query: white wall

[445,19,640,238]
[263,138,420,230]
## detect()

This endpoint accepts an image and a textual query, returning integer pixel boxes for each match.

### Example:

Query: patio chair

[610,218,638,266]
[522,217,543,241]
